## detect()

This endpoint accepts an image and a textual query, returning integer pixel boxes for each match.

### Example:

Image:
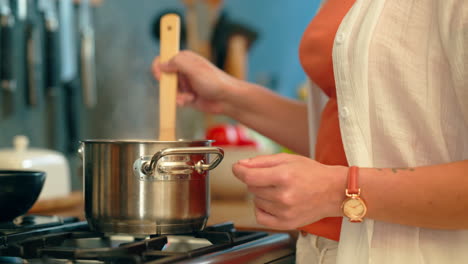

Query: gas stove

[0,216,295,263]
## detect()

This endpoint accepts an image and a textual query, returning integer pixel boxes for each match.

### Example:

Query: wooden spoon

[159,14,181,141]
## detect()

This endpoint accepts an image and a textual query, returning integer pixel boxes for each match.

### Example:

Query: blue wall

[133,0,321,98]
[224,0,320,98]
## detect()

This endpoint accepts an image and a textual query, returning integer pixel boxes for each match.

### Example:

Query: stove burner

[0,221,294,263]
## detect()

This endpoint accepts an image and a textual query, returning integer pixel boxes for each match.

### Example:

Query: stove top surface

[0,216,295,264]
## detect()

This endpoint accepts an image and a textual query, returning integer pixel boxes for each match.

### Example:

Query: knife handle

[0,13,16,92]
[159,14,181,141]
[44,17,61,96]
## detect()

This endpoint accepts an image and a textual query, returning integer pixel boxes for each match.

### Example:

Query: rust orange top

[298,0,356,241]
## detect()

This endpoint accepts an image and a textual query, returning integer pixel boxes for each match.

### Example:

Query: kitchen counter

[209,199,263,228]
[29,191,84,218]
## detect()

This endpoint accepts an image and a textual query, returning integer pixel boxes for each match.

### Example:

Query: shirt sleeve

[438,0,468,124]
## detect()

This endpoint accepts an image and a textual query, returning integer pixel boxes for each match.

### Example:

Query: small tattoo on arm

[375,168,415,173]
[391,168,415,173]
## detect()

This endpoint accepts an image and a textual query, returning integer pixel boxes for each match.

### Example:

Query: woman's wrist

[325,164,349,218]
[219,77,251,118]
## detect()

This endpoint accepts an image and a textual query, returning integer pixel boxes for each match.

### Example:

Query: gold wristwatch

[341,166,367,222]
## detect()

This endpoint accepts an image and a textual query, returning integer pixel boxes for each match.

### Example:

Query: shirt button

[335,33,346,44]
[340,107,350,119]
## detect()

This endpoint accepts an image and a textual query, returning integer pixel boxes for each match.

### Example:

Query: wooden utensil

[159,14,181,141]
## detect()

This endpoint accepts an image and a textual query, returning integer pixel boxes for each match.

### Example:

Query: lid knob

[14,135,29,151]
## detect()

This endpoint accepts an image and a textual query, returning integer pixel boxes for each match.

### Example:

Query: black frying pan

[0,170,45,222]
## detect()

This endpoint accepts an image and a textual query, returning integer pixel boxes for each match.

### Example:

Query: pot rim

[80,139,214,144]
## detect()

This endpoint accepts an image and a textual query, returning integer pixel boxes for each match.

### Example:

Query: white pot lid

[0,135,66,169]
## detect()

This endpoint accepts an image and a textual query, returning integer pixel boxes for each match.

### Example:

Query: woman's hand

[152,51,311,155]
[232,153,348,230]
[152,50,239,115]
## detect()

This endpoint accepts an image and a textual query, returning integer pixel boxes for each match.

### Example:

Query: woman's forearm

[222,79,310,155]
[346,160,468,229]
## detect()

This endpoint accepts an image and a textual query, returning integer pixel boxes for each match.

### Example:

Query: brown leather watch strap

[347,166,360,194]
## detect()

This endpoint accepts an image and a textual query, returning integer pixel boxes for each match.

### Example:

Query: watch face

[343,197,367,220]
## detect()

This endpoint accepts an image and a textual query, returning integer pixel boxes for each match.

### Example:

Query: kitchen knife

[17,0,26,21]
[39,0,62,150]
[0,0,15,92]
[60,0,80,153]
[24,0,42,107]
[0,0,16,116]
[79,0,97,108]
[159,14,180,141]
[59,0,77,83]
[41,0,60,97]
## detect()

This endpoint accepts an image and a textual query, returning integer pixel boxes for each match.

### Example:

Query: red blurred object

[205,124,238,146]
[206,124,257,147]
[234,125,257,147]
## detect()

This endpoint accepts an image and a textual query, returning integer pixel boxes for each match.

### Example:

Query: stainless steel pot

[80,139,224,235]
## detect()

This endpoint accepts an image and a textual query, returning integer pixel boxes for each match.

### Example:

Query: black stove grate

[0,215,79,236]
[4,221,89,245]
[0,221,277,264]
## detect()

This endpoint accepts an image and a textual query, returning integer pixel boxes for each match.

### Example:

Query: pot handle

[141,147,224,175]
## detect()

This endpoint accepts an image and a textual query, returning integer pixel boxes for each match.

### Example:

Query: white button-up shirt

[306,0,467,263]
